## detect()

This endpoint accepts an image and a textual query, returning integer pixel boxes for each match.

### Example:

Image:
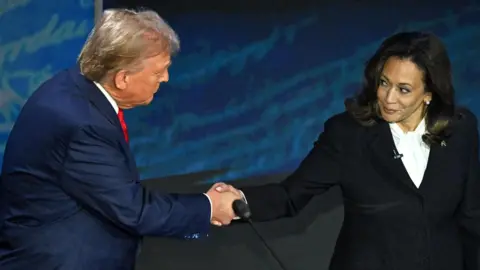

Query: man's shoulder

[27,69,94,123]
[33,66,77,94]
[11,68,102,146]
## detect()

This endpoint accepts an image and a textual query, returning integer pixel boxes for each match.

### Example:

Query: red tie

[117,109,129,143]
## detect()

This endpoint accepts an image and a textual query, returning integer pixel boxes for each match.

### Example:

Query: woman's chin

[380,113,399,123]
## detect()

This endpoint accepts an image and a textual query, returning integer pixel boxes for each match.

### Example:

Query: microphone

[232,200,288,270]
[393,149,403,159]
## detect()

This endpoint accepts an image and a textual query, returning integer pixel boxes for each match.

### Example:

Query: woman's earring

[425,100,430,105]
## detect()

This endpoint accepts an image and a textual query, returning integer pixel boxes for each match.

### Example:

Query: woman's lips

[383,108,398,114]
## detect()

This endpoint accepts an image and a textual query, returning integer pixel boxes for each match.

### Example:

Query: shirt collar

[93,81,119,114]
[390,118,426,139]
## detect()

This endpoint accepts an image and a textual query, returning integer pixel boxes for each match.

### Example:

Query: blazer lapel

[69,66,138,177]
[69,66,121,128]
[418,141,447,191]
[367,121,419,192]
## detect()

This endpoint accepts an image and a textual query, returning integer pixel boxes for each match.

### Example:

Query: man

[0,8,240,270]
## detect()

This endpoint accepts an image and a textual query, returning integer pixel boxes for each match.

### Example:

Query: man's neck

[93,81,119,113]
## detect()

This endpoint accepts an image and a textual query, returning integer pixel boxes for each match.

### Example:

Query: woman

[217,32,480,270]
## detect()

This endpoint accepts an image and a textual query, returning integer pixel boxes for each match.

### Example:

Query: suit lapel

[69,66,121,128]
[69,66,138,177]
[418,141,447,191]
[367,121,419,192]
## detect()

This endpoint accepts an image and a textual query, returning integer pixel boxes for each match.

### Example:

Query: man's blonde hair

[78,8,179,82]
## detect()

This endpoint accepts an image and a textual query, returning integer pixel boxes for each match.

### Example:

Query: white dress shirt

[94,82,119,113]
[389,118,430,188]
[93,82,214,221]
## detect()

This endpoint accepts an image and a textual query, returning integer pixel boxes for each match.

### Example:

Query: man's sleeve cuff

[203,193,212,221]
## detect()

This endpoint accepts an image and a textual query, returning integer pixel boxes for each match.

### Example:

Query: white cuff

[203,193,213,221]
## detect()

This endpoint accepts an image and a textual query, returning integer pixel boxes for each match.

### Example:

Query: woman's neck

[397,110,426,133]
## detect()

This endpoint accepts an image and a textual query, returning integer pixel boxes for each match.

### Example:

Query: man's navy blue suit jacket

[0,66,211,270]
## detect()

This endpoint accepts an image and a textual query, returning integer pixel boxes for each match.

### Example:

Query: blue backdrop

[0,0,94,169]
[1,1,479,183]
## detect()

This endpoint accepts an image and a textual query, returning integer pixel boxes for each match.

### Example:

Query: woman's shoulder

[324,111,366,131]
[320,111,366,147]
[453,107,478,133]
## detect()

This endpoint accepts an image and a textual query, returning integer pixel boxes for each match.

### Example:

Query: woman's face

[376,57,432,131]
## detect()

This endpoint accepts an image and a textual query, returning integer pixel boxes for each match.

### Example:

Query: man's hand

[212,182,242,197]
[206,183,242,226]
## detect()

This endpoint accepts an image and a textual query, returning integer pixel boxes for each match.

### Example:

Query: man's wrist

[203,193,213,220]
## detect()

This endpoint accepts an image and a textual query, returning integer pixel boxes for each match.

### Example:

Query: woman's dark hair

[345,31,455,145]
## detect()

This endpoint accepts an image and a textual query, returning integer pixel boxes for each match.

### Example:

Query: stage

[136,171,343,270]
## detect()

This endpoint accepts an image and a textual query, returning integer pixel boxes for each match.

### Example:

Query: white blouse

[389,119,430,188]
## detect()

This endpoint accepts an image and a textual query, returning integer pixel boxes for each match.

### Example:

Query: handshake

[205,182,244,226]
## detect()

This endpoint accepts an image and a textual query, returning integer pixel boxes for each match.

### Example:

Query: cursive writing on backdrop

[125,3,480,182]
[0,0,94,166]
[1,2,479,184]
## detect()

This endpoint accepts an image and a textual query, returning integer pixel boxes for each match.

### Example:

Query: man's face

[114,53,171,109]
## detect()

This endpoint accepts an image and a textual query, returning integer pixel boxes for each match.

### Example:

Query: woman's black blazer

[241,108,480,270]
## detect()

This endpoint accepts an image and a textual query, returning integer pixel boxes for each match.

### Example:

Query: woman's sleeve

[241,115,346,221]
[458,112,480,269]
